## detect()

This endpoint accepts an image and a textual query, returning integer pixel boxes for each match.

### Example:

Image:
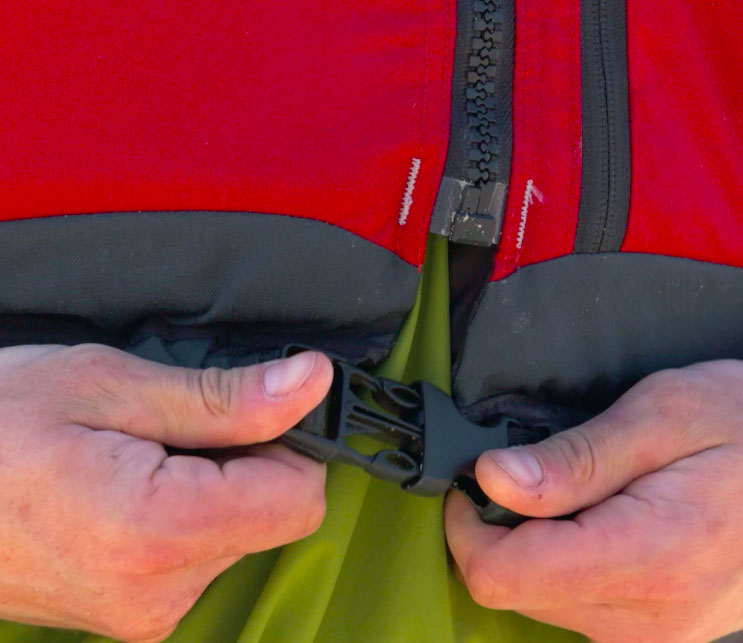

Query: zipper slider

[430,176,507,247]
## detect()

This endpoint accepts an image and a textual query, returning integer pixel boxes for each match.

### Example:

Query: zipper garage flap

[489,0,583,280]
[574,0,631,254]
[0,1,455,267]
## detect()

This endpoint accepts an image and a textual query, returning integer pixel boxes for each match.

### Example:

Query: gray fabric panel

[454,253,743,410]
[0,212,418,348]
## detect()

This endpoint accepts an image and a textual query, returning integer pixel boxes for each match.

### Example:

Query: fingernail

[263,352,316,398]
[488,449,544,488]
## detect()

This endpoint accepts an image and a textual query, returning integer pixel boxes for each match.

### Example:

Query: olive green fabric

[0,236,581,642]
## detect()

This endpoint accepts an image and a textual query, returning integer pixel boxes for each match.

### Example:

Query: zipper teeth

[465,0,503,186]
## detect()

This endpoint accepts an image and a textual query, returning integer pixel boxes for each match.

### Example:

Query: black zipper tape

[431,0,514,247]
[574,0,631,253]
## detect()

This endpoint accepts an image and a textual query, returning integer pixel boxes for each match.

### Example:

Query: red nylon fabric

[622,0,743,265]
[491,0,583,281]
[0,1,455,267]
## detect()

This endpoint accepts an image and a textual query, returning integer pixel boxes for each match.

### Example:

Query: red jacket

[2,0,742,418]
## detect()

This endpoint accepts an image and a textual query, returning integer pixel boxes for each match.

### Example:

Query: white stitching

[516,179,544,250]
[398,157,422,226]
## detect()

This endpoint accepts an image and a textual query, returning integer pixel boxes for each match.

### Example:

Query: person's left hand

[445,360,743,643]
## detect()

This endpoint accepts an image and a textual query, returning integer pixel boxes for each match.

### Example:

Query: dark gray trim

[0,212,419,362]
[575,0,631,253]
[454,254,743,410]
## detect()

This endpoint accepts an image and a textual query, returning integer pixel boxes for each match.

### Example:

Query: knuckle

[550,429,598,486]
[58,344,125,398]
[272,467,327,541]
[104,511,200,576]
[269,465,327,542]
[298,490,327,538]
[62,343,121,373]
[636,369,703,425]
[195,367,235,422]
[114,540,195,576]
[105,590,198,642]
[465,550,505,609]
[112,513,209,576]
[112,617,179,643]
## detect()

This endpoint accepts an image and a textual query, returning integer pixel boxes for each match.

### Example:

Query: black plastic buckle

[279,347,533,527]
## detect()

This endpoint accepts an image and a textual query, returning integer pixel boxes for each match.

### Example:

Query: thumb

[53,345,333,447]
[474,370,725,517]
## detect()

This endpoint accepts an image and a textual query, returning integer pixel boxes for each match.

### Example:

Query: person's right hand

[0,344,333,642]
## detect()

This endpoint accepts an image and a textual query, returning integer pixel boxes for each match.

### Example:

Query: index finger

[109,441,327,572]
[444,491,642,611]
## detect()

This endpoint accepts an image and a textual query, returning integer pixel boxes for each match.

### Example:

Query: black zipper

[443,0,515,365]
[430,0,513,248]
[574,0,631,253]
